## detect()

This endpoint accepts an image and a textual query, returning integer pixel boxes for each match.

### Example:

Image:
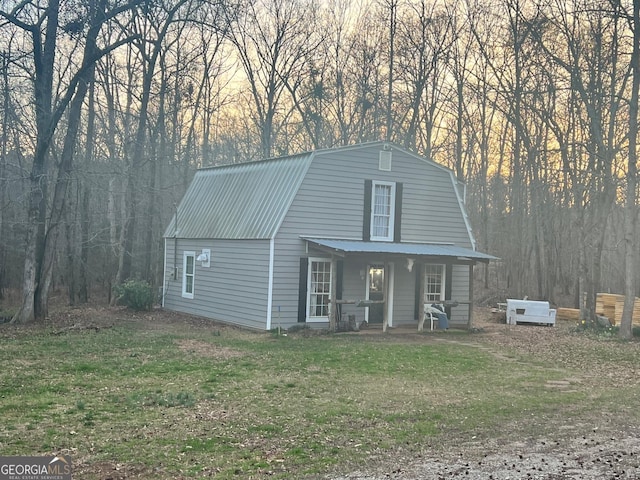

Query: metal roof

[302,238,497,263]
[164,153,313,239]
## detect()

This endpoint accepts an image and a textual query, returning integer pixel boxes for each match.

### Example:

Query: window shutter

[363,180,372,241]
[298,257,308,322]
[394,182,403,242]
[414,264,421,320]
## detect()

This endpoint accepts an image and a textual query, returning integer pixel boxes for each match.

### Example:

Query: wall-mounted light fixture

[406,258,415,272]
[197,249,211,268]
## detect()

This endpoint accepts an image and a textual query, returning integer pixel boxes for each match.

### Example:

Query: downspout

[266,237,275,330]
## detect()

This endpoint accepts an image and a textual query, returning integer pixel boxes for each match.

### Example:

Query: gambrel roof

[163,152,313,239]
[164,142,477,246]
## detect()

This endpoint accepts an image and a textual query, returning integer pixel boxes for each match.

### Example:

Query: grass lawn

[0,307,639,478]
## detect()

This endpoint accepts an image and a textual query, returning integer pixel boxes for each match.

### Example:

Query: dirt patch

[73,461,161,480]
[328,307,640,479]
[330,432,640,479]
[175,338,245,360]
[0,304,246,339]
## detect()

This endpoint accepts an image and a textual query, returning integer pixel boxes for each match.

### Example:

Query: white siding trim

[306,256,332,322]
[370,181,396,241]
[449,170,476,250]
[424,263,446,303]
[182,251,195,299]
[162,238,167,307]
[266,238,275,330]
[387,262,395,327]
[379,150,392,171]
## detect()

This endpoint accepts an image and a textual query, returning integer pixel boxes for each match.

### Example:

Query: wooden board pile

[556,307,580,322]
[596,293,640,325]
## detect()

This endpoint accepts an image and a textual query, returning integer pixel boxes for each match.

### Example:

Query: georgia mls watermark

[0,456,72,480]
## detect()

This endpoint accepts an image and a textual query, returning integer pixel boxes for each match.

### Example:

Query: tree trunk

[115,1,187,286]
[0,53,9,299]
[78,78,96,303]
[33,0,102,320]
[385,0,396,142]
[66,194,77,306]
[620,0,640,339]
[11,0,60,324]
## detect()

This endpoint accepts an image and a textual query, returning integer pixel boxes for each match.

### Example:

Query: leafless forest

[0,0,639,335]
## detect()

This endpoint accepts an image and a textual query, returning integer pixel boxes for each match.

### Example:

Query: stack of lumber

[556,307,580,322]
[614,296,640,325]
[596,293,640,325]
[596,293,619,323]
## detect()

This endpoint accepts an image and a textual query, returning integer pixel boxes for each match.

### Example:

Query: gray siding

[278,144,473,247]
[271,144,475,328]
[391,263,418,326]
[163,238,271,330]
[449,264,471,326]
[309,259,419,328]
[163,143,480,330]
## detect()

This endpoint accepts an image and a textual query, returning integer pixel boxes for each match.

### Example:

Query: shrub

[114,280,155,311]
[574,319,640,338]
[285,324,310,333]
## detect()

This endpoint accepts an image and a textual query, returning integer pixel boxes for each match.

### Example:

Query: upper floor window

[371,181,396,241]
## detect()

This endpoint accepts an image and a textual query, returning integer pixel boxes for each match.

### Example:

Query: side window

[424,264,445,303]
[182,251,195,299]
[370,181,395,241]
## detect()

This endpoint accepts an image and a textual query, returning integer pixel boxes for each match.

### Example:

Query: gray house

[162,142,494,331]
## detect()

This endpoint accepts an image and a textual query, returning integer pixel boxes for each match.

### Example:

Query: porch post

[329,256,338,332]
[417,263,426,331]
[468,263,474,329]
[382,260,389,332]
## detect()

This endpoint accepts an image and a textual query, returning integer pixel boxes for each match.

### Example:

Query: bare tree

[620,0,639,339]
[1,0,140,323]
[530,0,629,318]
[114,0,198,288]
[0,48,10,299]
[225,0,321,158]
[383,0,397,142]
[395,0,455,156]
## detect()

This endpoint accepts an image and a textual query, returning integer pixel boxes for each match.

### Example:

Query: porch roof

[302,238,497,263]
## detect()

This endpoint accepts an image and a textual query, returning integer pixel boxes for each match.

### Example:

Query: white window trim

[424,264,446,304]
[370,181,396,241]
[307,256,332,323]
[364,262,395,326]
[182,251,195,299]
[379,150,392,171]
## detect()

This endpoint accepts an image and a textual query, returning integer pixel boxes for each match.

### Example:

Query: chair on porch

[424,304,449,331]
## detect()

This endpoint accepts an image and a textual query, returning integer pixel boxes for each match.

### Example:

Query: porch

[302,237,496,333]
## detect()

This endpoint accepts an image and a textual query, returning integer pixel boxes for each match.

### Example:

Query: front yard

[0,305,639,478]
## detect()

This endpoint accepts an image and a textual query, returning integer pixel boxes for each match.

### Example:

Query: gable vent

[379,150,392,171]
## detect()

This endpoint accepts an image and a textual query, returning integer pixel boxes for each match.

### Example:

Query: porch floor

[339,323,450,335]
